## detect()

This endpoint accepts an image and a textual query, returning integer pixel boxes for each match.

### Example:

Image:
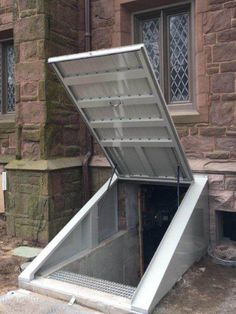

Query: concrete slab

[11,246,42,259]
[0,289,103,314]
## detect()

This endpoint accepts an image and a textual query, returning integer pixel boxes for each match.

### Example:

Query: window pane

[169,13,190,102]
[6,44,15,112]
[0,45,2,113]
[142,18,160,82]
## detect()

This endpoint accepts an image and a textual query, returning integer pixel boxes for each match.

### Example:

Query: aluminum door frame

[19,174,118,283]
[131,174,208,313]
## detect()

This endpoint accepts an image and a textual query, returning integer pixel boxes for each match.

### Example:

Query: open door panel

[49,44,193,184]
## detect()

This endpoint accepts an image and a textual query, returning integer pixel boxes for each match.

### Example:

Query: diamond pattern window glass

[6,44,15,112]
[142,18,160,82]
[169,13,189,102]
[0,41,15,114]
[135,5,192,105]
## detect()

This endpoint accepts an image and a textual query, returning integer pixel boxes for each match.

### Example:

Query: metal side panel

[19,174,118,283]
[131,174,208,314]
[48,44,193,184]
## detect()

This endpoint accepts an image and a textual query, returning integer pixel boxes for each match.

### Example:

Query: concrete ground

[1,216,236,313]
[155,256,236,314]
[0,289,102,314]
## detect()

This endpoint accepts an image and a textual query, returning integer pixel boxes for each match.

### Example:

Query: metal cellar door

[48,44,193,184]
[19,45,208,314]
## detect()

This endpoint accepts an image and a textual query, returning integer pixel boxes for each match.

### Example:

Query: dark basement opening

[140,184,188,272]
[222,211,236,241]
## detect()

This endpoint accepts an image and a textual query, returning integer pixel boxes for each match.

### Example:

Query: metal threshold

[48,270,136,299]
[20,276,133,314]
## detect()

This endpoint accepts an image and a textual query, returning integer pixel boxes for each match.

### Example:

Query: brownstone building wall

[84,0,236,246]
[0,0,16,165]
[0,0,235,246]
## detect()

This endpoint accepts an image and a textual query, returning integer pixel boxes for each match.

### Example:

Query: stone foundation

[190,159,236,248]
[5,158,82,243]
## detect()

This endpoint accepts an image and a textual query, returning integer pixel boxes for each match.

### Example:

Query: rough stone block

[17,101,46,124]
[14,15,45,43]
[204,33,216,45]
[210,101,235,126]
[209,174,225,190]
[0,12,13,25]
[176,127,189,138]
[181,136,214,153]
[63,127,80,146]
[38,80,46,101]
[211,73,235,93]
[18,0,37,11]
[21,82,38,100]
[9,133,16,148]
[208,4,224,11]
[218,28,236,43]
[205,151,230,159]
[209,0,227,4]
[225,176,236,190]
[224,1,236,8]
[16,61,45,82]
[216,137,236,152]
[210,190,234,211]
[22,129,40,142]
[213,43,236,62]
[207,67,219,75]
[199,127,226,137]
[20,41,37,61]
[64,145,80,157]
[221,61,236,73]
[22,142,40,160]
[203,9,231,33]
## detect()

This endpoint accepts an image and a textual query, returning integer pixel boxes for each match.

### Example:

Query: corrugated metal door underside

[49,44,193,184]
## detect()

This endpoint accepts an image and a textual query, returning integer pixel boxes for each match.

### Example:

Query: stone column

[6,0,84,243]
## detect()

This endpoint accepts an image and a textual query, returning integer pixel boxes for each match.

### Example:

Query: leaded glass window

[142,18,160,82]
[0,41,15,114]
[169,13,189,102]
[135,5,192,105]
[6,45,15,112]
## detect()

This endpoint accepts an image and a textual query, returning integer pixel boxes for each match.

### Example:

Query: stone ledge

[0,117,15,128]
[0,155,15,164]
[171,110,206,124]
[189,159,236,175]
[89,156,236,175]
[89,155,110,168]
[5,156,236,175]
[5,157,83,171]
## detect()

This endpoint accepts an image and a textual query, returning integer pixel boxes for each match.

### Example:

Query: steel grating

[48,270,136,299]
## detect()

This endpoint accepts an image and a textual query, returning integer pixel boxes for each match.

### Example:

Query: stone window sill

[0,113,15,128]
[171,109,201,124]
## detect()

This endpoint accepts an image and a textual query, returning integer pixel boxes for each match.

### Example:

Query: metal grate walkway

[48,270,136,299]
